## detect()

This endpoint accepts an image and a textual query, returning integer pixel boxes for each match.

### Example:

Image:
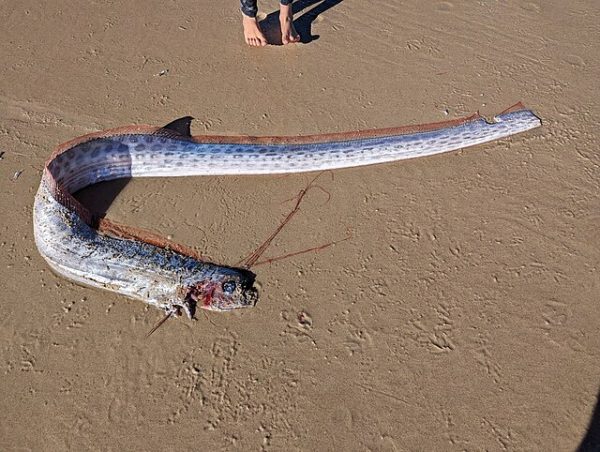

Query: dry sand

[1,0,599,450]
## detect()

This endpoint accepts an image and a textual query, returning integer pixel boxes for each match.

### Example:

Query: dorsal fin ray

[160,116,194,138]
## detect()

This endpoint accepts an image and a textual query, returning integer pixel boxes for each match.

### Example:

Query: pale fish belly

[33,182,229,312]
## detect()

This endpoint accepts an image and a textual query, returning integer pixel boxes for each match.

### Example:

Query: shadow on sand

[577,387,600,452]
[74,177,131,221]
[259,0,344,45]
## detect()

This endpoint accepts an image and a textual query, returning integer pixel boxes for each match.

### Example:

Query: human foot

[242,15,267,47]
[279,5,300,44]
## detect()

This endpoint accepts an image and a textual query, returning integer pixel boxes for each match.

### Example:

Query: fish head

[183,267,258,315]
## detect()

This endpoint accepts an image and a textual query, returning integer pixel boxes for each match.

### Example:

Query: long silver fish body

[33,105,541,317]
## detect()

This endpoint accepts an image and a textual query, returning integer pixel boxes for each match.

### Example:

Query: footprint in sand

[564,54,585,67]
[520,2,541,13]
[436,2,454,12]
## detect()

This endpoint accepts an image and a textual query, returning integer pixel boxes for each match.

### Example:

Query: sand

[1,0,599,450]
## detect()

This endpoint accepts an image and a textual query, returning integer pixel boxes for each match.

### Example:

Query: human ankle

[280,5,293,18]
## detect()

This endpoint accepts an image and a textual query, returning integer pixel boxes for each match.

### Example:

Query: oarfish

[33,104,541,318]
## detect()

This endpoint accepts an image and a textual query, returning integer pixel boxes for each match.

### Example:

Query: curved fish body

[33,105,541,317]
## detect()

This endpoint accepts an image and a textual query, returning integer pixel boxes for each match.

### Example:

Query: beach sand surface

[1,0,599,450]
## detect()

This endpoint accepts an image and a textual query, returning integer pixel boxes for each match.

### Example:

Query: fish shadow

[74,177,131,220]
[259,0,344,45]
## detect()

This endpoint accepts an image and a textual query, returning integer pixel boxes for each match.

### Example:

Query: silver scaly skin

[33,107,541,318]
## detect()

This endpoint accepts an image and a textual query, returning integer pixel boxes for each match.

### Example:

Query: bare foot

[242,15,267,47]
[280,4,300,45]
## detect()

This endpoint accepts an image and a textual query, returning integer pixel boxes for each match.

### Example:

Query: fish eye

[222,280,237,294]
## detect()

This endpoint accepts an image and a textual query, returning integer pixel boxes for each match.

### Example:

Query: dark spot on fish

[116,143,129,153]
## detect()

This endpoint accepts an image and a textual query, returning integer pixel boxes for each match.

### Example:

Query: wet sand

[1,0,599,450]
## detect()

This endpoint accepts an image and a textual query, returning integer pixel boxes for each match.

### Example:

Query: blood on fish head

[183,268,258,315]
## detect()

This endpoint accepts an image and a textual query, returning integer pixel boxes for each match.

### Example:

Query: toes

[290,28,300,42]
[244,33,266,47]
[282,32,299,45]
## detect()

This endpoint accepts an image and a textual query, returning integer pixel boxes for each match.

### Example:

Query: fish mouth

[241,285,259,307]
[236,267,259,308]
